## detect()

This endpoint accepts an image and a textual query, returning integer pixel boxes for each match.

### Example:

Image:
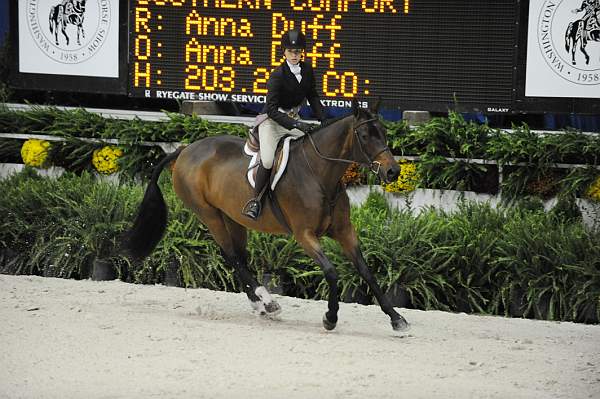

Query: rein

[305,117,389,175]
[300,116,389,217]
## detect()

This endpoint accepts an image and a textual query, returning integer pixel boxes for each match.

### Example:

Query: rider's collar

[286,60,301,73]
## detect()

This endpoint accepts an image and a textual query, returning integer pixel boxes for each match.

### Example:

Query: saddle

[243,116,301,191]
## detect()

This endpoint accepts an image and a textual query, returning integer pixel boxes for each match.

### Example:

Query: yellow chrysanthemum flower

[92,146,123,175]
[383,159,420,193]
[586,176,600,202]
[21,139,51,168]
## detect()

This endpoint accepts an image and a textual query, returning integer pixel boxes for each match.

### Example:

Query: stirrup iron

[242,198,262,220]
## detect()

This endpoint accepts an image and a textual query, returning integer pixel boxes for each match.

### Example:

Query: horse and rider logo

[536,0,600,86]
[49,0,87,46]
[565,0,600,65]
[24,0,112,65]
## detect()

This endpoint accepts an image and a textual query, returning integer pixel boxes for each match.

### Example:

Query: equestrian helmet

[282,29,306,50]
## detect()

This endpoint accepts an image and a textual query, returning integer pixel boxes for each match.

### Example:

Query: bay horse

[123,100,409,332]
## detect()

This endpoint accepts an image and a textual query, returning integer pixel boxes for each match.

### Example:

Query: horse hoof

[391,316,409,332]
[322,314,337,331]
[264,300,282,316]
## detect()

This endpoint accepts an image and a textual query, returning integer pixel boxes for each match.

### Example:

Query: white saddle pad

[243,135,301,191]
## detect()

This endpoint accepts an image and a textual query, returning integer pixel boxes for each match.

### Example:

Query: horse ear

[351,99,360,117]
[369,97,381,114]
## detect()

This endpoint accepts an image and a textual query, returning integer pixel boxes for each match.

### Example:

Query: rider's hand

[293,121,314,134]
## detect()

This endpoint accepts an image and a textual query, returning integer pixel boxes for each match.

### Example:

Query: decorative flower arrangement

[92,146,123,175]
[20,139,51,168]
[383,159,420,193]
[341,162,365,185]
[586,176,600,202]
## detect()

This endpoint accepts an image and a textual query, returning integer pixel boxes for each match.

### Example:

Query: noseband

[305,117,390,175]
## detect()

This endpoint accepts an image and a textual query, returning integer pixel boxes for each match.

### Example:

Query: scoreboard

[128,0,517,111]
[11,1,600,113]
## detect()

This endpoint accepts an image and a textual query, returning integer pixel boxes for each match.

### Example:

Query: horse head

[350,99,400,184]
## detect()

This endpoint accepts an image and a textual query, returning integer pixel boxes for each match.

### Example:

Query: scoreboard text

[129,1,517,111]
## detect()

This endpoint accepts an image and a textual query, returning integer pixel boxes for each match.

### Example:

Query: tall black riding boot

[242,164,271,219]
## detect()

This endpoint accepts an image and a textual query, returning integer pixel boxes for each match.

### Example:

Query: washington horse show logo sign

[535,0,600,86]
[24,0,112,65]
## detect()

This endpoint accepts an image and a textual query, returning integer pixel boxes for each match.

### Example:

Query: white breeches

[258,118,305,169]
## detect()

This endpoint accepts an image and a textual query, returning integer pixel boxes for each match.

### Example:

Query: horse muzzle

[383,163,400,184]
[374,156,399,184]
[369,148,399,184]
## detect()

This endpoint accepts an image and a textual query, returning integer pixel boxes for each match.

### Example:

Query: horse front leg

[327,201,409,331]
[77,23,84,45]
[296,231,339,330]
[335,229,409,331]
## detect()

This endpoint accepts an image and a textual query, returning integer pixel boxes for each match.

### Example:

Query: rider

[63,0,84,14]
[242,29,326,220]
[573,0,600,32]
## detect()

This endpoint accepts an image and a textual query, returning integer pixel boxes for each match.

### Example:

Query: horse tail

[122,148,184,260]
[566,22,576,52]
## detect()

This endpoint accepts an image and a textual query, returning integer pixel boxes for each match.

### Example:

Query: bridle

[304,117,390,175]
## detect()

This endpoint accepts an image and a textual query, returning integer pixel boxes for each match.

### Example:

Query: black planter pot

[577,303,599,324]
[342,283,372,305]
[78,256,94,280]
[509,287,527,318]
[163,260,181,287]
[533,295,551,320]
[455,292,472,313]
[92,258,117,281]
[0,248,19,273]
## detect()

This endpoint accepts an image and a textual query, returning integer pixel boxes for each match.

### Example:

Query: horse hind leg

[580,41,590,64]
[222,213,282,316]
[61,22,69,45]
[198,206,281,317]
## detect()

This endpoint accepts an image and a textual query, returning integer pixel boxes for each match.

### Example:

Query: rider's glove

[293,121,314,134]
